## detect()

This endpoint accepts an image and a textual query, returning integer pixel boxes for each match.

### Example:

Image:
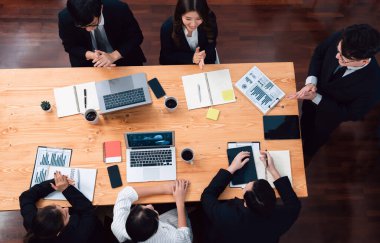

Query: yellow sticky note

[222,89,234,101]
[206,108,220,121]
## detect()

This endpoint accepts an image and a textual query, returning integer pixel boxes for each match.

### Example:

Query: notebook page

[206,69,236,106]
[182,72,212,109]
[75,82,100,114]
[54,86,79,117]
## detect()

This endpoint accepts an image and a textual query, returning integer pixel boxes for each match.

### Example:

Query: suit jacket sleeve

[317,90,374,122]
[109,2,144,59]
[62,185,94,214]
[58,10,90,66]
[201,169,232,222]
[273,176,301,235]
[308,31,341,78]
[19,180,55,230]
[61,186,98,242]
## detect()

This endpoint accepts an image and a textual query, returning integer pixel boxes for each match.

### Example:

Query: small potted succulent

[40,101,52,112]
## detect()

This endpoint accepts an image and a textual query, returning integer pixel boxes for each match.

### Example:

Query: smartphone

[107,165,122,188]
[148,78,166,99]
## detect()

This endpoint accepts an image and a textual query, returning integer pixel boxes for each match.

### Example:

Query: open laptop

[124,131,176,182]
[95,73,152,114]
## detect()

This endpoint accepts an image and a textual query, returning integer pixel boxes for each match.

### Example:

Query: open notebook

[253,150,292,188]
[227,142,292,188]
[44,166,97,202]
[182,69,236,110]
[54,82,99,118]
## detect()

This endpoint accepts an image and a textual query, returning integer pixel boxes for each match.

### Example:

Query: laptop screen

[126,131,174,148]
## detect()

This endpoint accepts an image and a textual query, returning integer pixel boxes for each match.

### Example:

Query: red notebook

[103,141,122,163]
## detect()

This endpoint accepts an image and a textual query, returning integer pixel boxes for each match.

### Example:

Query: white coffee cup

[164,96,178,112]
[181,148,194,164]
[84,109,99,124]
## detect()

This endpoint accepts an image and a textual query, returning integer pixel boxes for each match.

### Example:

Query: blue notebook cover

[227,146,257,186]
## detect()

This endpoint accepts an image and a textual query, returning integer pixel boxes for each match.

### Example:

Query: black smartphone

[148,78,166,99]
[107,165,122,188]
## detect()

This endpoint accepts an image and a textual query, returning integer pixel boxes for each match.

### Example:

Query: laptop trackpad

[143,168,160,181]
[109,76,134,93]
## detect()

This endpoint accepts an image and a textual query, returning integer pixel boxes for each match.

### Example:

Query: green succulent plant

[40,101,51,111]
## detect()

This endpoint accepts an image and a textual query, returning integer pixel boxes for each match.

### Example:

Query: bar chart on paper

[35,147,71,166]
[30,147,72,187]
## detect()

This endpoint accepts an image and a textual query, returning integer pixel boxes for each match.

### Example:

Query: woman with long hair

[19,171,104,243]
[160,0,218,68]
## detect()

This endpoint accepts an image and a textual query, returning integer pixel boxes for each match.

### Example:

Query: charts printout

[235,66,285,114]
[30,146,72,187]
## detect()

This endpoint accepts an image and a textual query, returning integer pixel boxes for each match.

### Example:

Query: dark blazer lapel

[180,29,193,51]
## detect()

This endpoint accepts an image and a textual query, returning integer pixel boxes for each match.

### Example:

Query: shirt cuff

[120,186,139,202]
[312,93,322,105]
[305,76,318,86]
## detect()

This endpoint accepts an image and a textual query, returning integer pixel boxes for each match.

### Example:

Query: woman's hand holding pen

[259,150,280,180]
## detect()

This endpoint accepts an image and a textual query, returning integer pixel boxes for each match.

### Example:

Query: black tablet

[263,115,301,140]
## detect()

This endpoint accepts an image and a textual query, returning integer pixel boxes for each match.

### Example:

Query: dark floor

[1,0,380,242]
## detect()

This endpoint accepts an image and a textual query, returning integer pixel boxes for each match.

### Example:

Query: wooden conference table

[0,63,307,211]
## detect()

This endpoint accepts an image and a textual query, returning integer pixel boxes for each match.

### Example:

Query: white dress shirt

[111,187,192,243]
[183,27,198,51]
[305,59,371,104]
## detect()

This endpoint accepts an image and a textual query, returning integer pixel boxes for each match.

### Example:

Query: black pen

[84,89,87,109]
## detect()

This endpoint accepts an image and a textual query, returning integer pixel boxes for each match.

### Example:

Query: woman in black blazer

[19,171,104,243]
[160,0,218,68]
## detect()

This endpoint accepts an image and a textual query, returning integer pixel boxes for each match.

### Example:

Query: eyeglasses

[75,17,99,28]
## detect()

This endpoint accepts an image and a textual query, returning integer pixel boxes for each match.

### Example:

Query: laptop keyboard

[130,149,173,167]
[103,88,146,110]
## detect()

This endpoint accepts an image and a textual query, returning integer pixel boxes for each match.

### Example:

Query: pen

[84,89,87,109]
[265,150,269,180]
[197,84,201,103]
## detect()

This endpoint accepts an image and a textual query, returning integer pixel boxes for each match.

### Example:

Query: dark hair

[126,205,159,242]
[244,179,276,216]
[23,205,65,243]
[172,0,216,46]
[341,24,380,60]
[67,0,102,27]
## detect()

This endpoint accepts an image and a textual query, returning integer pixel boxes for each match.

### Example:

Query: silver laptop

[95,73,152,114]
[125,131,176,182]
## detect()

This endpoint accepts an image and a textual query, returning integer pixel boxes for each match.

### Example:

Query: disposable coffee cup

[84,109,99,124]
[164,96,178,112]
[181,148,194,164]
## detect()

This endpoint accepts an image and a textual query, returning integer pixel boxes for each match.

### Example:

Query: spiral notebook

[182,69,236,110]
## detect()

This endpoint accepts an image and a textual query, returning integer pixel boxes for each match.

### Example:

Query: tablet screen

[263,115,301,140]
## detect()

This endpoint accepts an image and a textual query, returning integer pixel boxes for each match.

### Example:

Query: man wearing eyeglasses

[288,24,380,163]
[58,0,146,67]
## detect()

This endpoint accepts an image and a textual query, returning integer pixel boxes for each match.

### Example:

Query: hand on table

[50,171,74,192]
[172,179,190,205]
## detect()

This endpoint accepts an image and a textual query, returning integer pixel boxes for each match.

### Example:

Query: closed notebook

[227,146,257,187]
[103,141,122,163]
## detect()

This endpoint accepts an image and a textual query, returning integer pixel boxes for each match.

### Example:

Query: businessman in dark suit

[201,151,301,243]
[288,24,380,160]
[58,0,146,67]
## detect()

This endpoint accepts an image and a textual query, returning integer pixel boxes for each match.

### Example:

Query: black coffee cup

[84,109,99,124]
[181,148,194,164]
[164,96,178,112]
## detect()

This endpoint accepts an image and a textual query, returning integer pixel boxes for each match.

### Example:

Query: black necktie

[94,28,107,52]
[329,66,347,83]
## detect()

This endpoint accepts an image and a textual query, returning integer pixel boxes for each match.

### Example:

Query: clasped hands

[50,171,75,192]
[193,47,206,69]
[87,50,121,67]
[287,83,317,100]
